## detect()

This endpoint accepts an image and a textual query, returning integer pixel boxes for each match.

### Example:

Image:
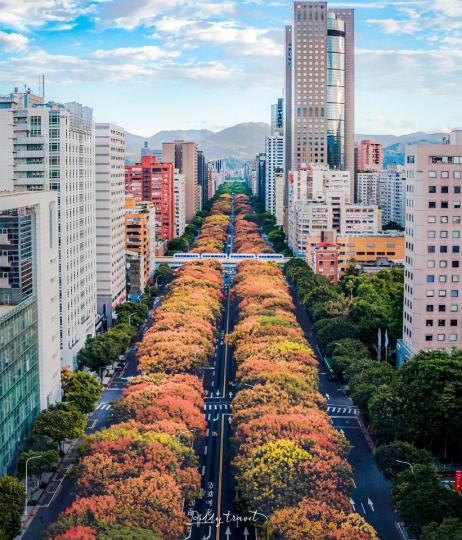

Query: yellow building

[306,230,405,275]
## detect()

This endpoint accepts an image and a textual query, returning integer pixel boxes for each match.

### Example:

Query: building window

[439,276,447,283]
[426,320,433,327]
[450,334,458,342]
[440,261,448,268]
[439,290,447,297]
[426,305,434,312]
[425,335,433,341]
[427,275,435,283]
[428,216,436,223]
[441,186,449,193]
[451,304,459,312]
[437,334,445,341]
[442,171,449,179]
[451,290,459,297]
[427,260,435,268]
[426,290,435,297]
[428,246,436,253]
[428,231,436,238]
[429,202,436,208]
[450,320,458,326]
[439,305,446,312]
[438,319,446,326]
[428,171,437,178]
[429,186,437,193]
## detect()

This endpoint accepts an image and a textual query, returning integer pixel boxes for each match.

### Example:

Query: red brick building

[311,241,340,284]
[125,155,175,241]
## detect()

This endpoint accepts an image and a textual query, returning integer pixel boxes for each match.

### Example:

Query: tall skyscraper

[0,90,96,369]
[95,123,127,327]
[0,191,60,475]
[286,2,355,200]
[398,130,462,365]
[271,98,284,134]
[256,153,267,206]
[174,169,186,238]
[163,141,199,222]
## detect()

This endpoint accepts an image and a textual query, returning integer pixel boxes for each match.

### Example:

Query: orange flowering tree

[230,260,377,538]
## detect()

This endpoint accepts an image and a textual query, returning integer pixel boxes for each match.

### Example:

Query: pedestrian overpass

[156,252,292,268]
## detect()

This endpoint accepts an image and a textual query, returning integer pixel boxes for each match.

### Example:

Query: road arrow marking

[243,527,250,539]
[225,527,232,539]
[368,498,375,512]
[361,502,366,514]
[202,526,212,540]
[185,527,192,540]
[201,466,205,476]
[325,393,330,400]
[216,390,220,396]
[350,498,356,511]
[340,429,345,436]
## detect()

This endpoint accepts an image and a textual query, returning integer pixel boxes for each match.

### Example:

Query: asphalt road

[289,282,401,540]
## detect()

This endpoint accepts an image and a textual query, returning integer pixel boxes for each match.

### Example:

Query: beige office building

[398,131,462,364]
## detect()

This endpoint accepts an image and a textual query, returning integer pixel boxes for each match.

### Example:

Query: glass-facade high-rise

[327,12,346,170]
[0,296,39,476]
[0,207,39,476]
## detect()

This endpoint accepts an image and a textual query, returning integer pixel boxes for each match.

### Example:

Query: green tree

[368,384,403,445]
[313,317,359,350]
[115,302,148,328]
[374,442,434,480]
[156,264,173,284]
[421,518,462,540]
[397,350,462,458]
[33,404,86,453]
[0,476,26,539]
[63,371,102,414]
[18,449,60,485]
[348,361,396,419]
[392,465,462,535]
[328,338,371,380]
[167,237,189,253]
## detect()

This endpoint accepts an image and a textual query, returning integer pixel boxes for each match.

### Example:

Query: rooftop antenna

[42,74,45,101]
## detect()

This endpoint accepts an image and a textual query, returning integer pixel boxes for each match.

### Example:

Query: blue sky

[0,0,461,136]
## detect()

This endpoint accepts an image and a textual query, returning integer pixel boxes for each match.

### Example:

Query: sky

[0,0,461,136]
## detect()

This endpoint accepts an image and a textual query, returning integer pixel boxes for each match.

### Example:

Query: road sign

[455,470,462,492]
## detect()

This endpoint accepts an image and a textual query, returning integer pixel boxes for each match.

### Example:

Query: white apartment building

[356,171,379,206]
[95,123,126,327]
[398,131,462,365]
[379,167,406,228]
[265,131,285,218]
[174,169,186,237]
[0,90,97,369]
[288,163,380,255]
[0,190,61,409]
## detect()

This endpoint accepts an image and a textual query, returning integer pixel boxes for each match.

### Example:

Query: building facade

[0,90,96,369]
[379,166,406,228]
[163,141,198,223]
[125,156,175,242]
[356,171,379,206]
[174,170,186,238]
[265,132,285,218]
[287,2,355,201]
[355,139,383,172]
[125,197,156,293]
[95,123,126,327]
[198,150,207,208]
[0,191,60,475]
[398,131,462,364]
[271,98,284,134]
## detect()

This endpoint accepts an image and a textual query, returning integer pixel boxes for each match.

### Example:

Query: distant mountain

[356,132,447,167]
[125,122,270,162]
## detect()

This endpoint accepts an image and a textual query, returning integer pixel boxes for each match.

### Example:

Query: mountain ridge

[125,124,449,164]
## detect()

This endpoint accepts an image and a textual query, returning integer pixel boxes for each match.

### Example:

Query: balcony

[15,136,45,145]
[14,150,44,159]
[0,256,10,267]
[14,163,45,172]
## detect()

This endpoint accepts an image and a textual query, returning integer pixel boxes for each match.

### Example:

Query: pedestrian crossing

[203,403,231,411]
[95,403,112,411]
[327,405,358,415]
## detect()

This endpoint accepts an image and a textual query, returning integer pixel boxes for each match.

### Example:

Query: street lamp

[127,313,135,326]
[395,460,415,474]
[24,455,42,517]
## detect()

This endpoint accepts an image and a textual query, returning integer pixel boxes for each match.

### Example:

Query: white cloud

[356,47,462,96]
[0,30,29,50]
[102,0,235,30]
[92,45,179,61]
[153,18,282,58]
[0,0,95,31]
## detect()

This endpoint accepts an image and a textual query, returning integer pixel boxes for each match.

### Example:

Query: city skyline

[0,0,461,136]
